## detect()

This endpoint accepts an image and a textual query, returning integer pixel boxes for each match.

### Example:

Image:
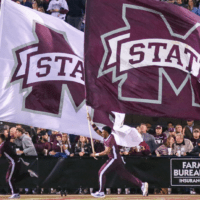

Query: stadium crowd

[1,0,86,31]
[2,120,199,159]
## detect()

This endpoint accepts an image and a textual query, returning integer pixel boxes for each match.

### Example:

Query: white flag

[112,112,143,147]
[0,0,104,140]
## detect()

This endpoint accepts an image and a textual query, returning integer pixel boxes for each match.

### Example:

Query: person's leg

[14,161,30,182]
[67,16,75,27]
[116,163,142,188]
[6,164,15,194]
[74,17,82,30]
[6,162,20,195]
[98,159,116,193]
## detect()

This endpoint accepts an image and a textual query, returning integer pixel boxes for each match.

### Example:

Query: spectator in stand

[188,139,200,156]
[183,120,195,140]
[29,126,37,144]
[66,0,85,30]
[190,128,200,147]
[16,124,22,129]
[136,126,141,133]
[167,122,174,128]
[175,124,183,134]
[129,141,151,156]
[69,134,78,145]
[155,136,175,156]
[140,123,156,153]
[187,0,200,16]
[47,0,69,21]
[33,128,47,143]
[38,6,45,12]
[61,133,71,156]
[146,123,154,135]
[3,125,10,141]
[21,0,32,8]
[94,140,105,153]
[11,127,22,148]
[154,125,167,149]
[168,128,176,138]
[4,125,10,132]
[120,146,131,155]
[34,131,51,156]
[16,0,21,4]
[3,128,10,141]
[74,136,92,157]
[174,0,187,7]
[50,130,58,143]
[49,133,70,158]
[49,134,62,156]
[10,127,17,139]
[164,122,174,137]
[173,133,193,156]
[16,128,37,156]
[32,0,38,10]
[38,0,49,12]
[24,132,31,138]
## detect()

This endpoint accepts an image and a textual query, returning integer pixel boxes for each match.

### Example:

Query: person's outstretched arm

[91,146,111,157]
[87,114,103,137]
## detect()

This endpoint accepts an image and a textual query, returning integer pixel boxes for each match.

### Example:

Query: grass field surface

[0,195,200,200]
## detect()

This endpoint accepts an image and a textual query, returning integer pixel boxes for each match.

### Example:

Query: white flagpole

[86,106,97,160]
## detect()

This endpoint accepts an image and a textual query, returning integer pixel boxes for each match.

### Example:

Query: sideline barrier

[0,156,199,189]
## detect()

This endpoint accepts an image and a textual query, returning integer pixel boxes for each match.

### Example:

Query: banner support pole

[86,106,97,160]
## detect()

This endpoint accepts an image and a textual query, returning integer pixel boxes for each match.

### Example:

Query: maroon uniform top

[0,141,18,163]
[104,134,121,159]
[34,141,52,154]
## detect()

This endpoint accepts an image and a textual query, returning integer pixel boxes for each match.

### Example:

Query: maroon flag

[85,0,200,120]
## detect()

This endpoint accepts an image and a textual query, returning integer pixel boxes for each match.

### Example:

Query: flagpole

[86,106,97,160]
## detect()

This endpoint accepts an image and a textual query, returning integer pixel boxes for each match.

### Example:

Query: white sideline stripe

[99,158,115,192]
[112,145,117,159]
[4,152,15,194]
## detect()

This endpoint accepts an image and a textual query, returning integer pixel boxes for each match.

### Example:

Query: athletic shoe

[8,193,20,199]
[28,169,38,178]
[91,191,105,198]
[19,158,30,166]
[141,182,148,196]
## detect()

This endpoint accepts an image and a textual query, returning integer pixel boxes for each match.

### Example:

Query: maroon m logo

[9,22,85,117]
